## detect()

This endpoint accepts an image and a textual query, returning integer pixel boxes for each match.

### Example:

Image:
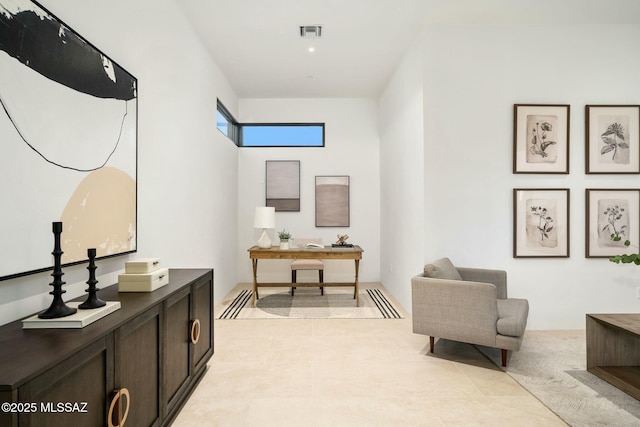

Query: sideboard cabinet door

[192,271,214,374]
[163,287,192,418]
[18,337,112,427]
[114,305,161,427]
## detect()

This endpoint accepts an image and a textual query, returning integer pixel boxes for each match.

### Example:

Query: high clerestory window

[217,99,324,147]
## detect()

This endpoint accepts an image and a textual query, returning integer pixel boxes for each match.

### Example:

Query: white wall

[237,98,380,284]
[0,0,239,325]
[379,23,640,329]
[378,37,425,312]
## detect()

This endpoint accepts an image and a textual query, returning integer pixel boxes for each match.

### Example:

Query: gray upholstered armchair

[411,258,529,367]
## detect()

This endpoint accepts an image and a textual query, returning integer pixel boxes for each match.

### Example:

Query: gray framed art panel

[266,160,300,212]
[315,176,350,227]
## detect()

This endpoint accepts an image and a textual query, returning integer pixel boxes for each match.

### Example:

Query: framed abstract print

[266,160,300,212]
[315,176,349,227]
[0,0,137,280]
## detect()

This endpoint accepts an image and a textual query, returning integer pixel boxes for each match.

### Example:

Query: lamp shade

[254,207,275,229]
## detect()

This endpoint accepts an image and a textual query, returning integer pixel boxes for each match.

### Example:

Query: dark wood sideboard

[586,313,640,400]
[0,268,214,427]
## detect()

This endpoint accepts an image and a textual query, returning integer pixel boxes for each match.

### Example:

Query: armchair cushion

[423,257,462,281]
[496,299,529,337]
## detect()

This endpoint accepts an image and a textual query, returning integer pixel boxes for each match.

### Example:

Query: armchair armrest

[411,275,498,347]
[456,267,507,299]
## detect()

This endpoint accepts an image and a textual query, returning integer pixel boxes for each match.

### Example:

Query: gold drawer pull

[107,387,130,427]
[190,319,201,344]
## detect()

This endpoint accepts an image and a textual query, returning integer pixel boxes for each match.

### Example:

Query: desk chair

[291,238,324,296]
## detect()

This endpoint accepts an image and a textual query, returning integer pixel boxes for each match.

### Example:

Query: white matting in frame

[586,105,640,174]
[514,188,570,258]
[586,189,640,258]
[513,104,570,174]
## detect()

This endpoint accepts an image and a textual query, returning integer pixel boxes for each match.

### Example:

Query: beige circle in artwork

[61,167,136,262]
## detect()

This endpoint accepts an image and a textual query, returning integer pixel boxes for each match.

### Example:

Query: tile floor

[172,284,566,426]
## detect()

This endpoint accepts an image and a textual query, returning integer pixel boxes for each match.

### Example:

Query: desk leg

[252,259,259,307]
[354,259,360,307]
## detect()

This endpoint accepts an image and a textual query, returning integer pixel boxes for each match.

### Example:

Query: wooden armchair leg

[429,336,435,353]
[501,349,508,367]
[319,270,324,295]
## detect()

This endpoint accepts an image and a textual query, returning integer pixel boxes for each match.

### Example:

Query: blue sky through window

[242,125,324,147]
[216,110,228,136]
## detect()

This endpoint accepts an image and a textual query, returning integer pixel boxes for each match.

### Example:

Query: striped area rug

[217,287,403,320]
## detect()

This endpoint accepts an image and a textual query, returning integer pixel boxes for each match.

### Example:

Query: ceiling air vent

[299,25,322,38]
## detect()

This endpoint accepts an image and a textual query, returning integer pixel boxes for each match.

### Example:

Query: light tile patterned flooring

[173,283,566,426]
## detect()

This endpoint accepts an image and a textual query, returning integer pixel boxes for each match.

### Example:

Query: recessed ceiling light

[308,46,315,53]
[300,25,322,38]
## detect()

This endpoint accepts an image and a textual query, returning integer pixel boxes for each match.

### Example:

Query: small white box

[125,258,161,274]
[118,268,169,292]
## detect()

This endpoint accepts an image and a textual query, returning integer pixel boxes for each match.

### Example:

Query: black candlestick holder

[38,222,77,319]
[79,248,106,309]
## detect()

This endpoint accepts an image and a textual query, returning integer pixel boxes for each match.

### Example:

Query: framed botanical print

[513,104,570,174]
[586,105,640,174]
[514,188,570,258]
[586,189,640,257]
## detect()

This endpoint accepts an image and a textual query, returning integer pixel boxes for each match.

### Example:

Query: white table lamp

[254,207,275,248]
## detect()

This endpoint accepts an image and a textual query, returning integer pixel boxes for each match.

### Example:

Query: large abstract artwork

[0,0,137,280]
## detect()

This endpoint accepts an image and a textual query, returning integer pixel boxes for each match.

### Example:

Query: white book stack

[118,258,169,292]
[22,301,121,329]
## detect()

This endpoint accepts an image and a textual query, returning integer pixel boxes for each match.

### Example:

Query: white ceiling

[177,0,640,99]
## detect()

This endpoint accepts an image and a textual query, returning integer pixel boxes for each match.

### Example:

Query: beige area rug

[217,286,403,320]
[475,330,640,427]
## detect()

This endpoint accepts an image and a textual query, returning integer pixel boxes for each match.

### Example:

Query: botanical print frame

[514,189,570,258]
[266,160,300,212]
[586,189,640,258]
[0,0,137,280]
[586,105,640,174]
[315,176,350,227]
[513,104,570,174]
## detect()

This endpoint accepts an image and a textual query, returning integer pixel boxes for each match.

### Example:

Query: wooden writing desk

[248,245,363,307]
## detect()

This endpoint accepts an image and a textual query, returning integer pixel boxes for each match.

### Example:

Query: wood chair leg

[291,270,296,296]
[319,270,324,295]
[429,336,435,353]
[501,349,508,367]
